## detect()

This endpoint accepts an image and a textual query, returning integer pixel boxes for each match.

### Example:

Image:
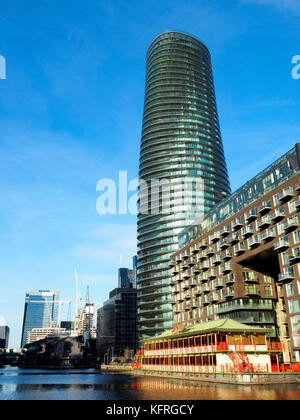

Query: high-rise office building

[0,326,10,349]
[118,268,134,289]
[96,287,137,362]
[137,31,231,338]
[21,289,59,348]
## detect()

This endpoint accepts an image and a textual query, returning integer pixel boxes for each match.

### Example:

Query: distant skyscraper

[0,326,10,349]
[118,268,134,288]
[21,290,59,348]
[137,31,231,338]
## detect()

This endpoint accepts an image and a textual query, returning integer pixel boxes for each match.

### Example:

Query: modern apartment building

[137,31,231,338]
[170,144,300,362]
[21,290,59,348]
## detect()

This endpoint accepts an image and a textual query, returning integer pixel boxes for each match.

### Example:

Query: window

[281,251,290,266]
[294,230,300,244]
[289,200,297,214]
[288,299,300,314]
[286,284,294,297]
[277,222,285,235]
[263,275,272,283]
[264,285,273,296]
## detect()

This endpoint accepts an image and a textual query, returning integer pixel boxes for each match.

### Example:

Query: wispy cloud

[240,0,300,15]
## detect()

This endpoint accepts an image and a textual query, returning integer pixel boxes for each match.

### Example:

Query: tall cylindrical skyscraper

[137,31,231,338]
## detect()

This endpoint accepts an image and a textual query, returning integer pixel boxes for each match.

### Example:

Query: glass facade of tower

[21,290,59,348]
[137,32,231,338]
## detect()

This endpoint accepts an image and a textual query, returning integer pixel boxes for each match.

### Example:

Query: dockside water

[0,367,299,400]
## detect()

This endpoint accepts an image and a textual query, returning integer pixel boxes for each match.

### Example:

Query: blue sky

[0,0,299,347]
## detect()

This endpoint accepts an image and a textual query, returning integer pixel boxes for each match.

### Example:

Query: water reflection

[0,368,299,400]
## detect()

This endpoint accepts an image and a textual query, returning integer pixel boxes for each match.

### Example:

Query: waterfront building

[135,318,300,384]
[170,144,300,363]
[0,326,10,349]
[21,290,59,348]
[137,31,231,339]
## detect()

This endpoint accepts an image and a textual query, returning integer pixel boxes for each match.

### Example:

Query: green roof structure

[141,319,273,343]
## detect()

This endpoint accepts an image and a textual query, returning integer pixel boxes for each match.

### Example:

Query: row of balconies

[171,185,299,277]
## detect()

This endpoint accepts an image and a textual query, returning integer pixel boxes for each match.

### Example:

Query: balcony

[198,252,206,261]
[294,197,300,210]
[261,227,276,242]
[190,300,198,309]
[289,247,300,264]
[200,296,209,306]
[168,261,175,268]
[245,208,258,222]
[209,293,219,303]
[208,268,217,279]
[183,291,192,299]
[221,249,232,261]
[189,279,197,288]
[209,231,221,243]
[181,262,189,271]
[242,225,254,238]
[225,274,235,286]
[223,287,235,299]
[221,262,232,274]
[201,261,210,271]
[183,270,191,279]
[191,244,200,254]
[258,199,272,215]
[193,265,201,275]
[187,258,196,267]
[219,240,229,250]
[274,236,290,252]
[257,215,271,230]
[194,289,202,296]
[212,255,222,266]
[270,206,285,222]
[213,278,225,289]
[182,281,190,290]
[202,284,211,294]
[243,272,260,284]
[205,247,215,257]
[199,240,208,250]
[248,235,261,249]
[284,215,299,232]
[199,272,209,283]
[277,186,294,203]
[220,225,231,237]
[172,267,179,275]
[232,218,244,231]
[176,255,183,263]
[234,242,246,256]
[226,232,240,245]
[295,181,300,192]
[245,285,261,297]
[278,268,295,284]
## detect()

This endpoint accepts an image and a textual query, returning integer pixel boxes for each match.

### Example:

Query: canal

[0,367,299,400]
